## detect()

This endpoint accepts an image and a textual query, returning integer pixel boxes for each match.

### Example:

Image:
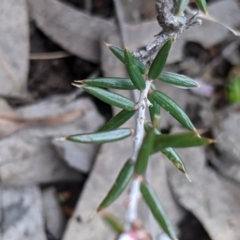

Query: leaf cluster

[63,1,210,239]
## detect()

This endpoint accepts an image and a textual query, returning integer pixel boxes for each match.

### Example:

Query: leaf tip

[55,137,66,141]
[195,129,207,135]
[74,79,83,83]
[104,42,111,48]
[72,83,84,88]
[185,173,192,182]
[96,206,103,212]
[208,138,215,144]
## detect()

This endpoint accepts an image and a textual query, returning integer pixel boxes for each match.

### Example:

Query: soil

[179,212,211,240]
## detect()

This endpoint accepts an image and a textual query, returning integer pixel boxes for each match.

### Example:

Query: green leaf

[226,76,240,103]
[106,43,147,74]
[75,78,135,90]
[152,132,212,154]
[65,128,133,144]
[195,0,208,14]
[148,39,172,80]
[99,109,136,132]
[152,127,188,177]
[97,159,134,211]
[151,90,196,132]
[158,72,199,89]
[101,212,124,234]
[82,86,136,111]
[148,94,161,129]
[140,181,177,240]
[135,129,155,174]
[144,124,190,178]
[176,0,189,16]
[124,47,146,90]
[161,147,187,176]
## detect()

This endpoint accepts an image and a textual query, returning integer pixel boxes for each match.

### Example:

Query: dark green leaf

[124,47,146,90]
[97,159,134,211]
[151,90,196,132]
[148,39,172,80]
[195,0,208,14]
[101,212,124,234]
[82,86,136,110]
[75,78,135,90]
[152,132,212,154]
[99,109,136,132]
[140,181,177,240]
[106,43,147,74]
[176,0,189,15]
[158,72,199,89]
[65,128,133,144]
[161,148,187,175]
[135,129,155,174]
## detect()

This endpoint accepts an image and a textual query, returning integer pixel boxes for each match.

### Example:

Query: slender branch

[117,1,201,239]
[132,80,152,161]
[125,80,152,230]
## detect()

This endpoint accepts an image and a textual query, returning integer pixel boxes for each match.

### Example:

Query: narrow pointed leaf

[161,148,187,175]
[148,39,172,80]
[99,109,136,132]
[148,94,161,129]
[195,0,208,14]
[66,128,133,144]
[106,44,147,74]
[152,132,212,154]
[101,212,124,234]
[158,72,199,88]
[151,90,196,132]
[152,127,188,175]
[125,47,146,90]
[144,123,187,174]
[176,0,189,15]
[135,129,155,174]
[76,78,135,90]
[140,181,177,240]
[83,86,136,110]
[97,159,134,211]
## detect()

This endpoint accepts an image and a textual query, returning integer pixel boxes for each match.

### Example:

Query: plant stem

[125,80,152,230]
[132,80,152,161]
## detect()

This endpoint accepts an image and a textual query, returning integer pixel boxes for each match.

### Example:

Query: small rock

[42,187,66,239]
[169,146,240,240]
[1,185,46,240]
[52,139,99,173]
[0,0,29,97]
[0,96,104,184]
[208,106,240,183]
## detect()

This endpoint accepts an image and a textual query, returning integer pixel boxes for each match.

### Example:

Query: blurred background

[1,0,240,239]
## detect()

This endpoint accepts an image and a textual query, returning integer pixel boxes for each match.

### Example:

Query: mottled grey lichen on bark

[133,0,202,65]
